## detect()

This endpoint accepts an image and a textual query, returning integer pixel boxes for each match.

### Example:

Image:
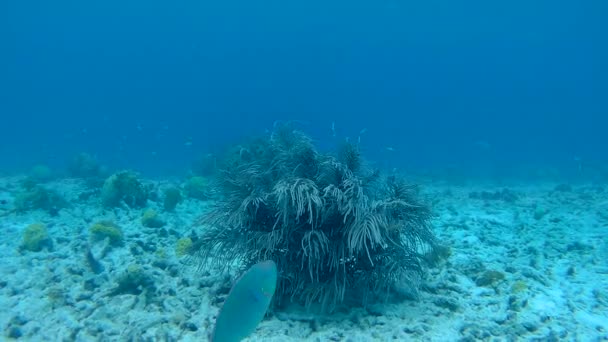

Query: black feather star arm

[189,123,437,312]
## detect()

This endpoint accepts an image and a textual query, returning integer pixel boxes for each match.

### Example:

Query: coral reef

[101,171,148,208]
[89,221,124,246]
[175,237,193,257]
[14,185,67,215]
[190,123,435,311]
[20,223,52,252]
[109,264,155,299]
[163,187,182,212]
[141,209,165,228]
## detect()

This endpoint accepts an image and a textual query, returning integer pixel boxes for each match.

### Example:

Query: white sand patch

[1,177,607,340]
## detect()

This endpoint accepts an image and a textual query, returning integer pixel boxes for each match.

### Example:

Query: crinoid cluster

[190,123,436,311]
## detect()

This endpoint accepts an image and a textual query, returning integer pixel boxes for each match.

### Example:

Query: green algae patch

[175,237,193,257]
[101,171,148,208]
[21,223,52,252]
[163,187,182,211]
[141,208,165,228]
[511,280,528,294]
[89,221,124,246]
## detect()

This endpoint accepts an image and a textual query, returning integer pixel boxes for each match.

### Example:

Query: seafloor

[1,175,607,341]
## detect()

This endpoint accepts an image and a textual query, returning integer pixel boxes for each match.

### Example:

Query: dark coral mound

[191,123,435,311]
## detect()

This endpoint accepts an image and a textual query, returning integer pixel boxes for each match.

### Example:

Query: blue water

[1,0,606,178]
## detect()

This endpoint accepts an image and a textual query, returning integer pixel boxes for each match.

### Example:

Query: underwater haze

[1,1,608,341]
[1,0,606,177]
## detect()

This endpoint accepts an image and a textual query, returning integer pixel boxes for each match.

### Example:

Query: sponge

[211,260,278,342]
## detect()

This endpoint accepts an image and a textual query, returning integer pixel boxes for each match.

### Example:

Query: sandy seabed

[1,176,607,341]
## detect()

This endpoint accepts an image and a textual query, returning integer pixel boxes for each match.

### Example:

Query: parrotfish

[211,260,278,342]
